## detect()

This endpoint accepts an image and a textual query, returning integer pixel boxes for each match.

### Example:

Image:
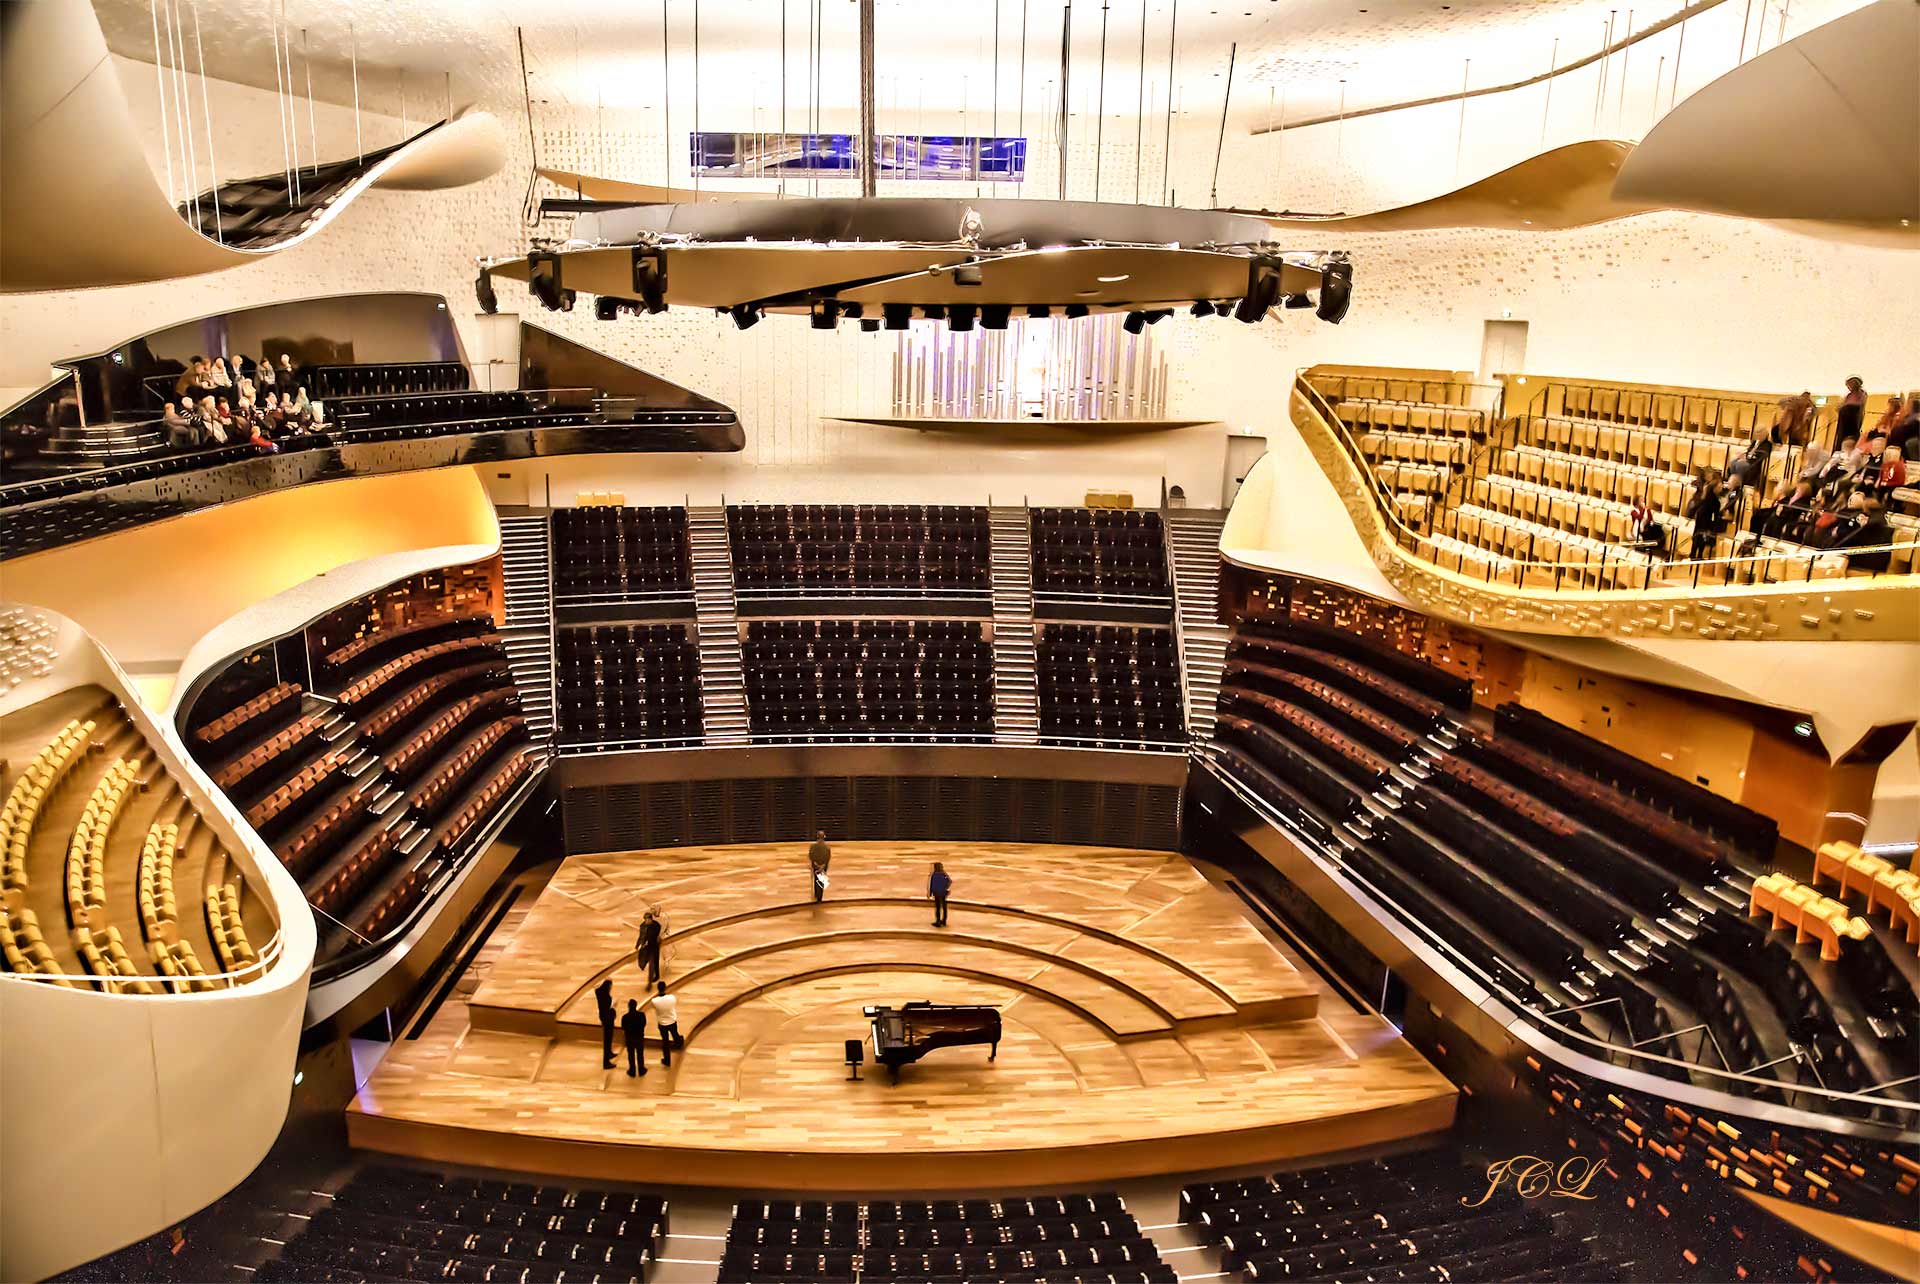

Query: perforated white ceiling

[91,0,1871,138]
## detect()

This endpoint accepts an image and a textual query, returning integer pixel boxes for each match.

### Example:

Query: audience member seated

[1037,624,1185,748]
[742,618,994,741]
[729,504,990,595]
[1030,507,1170,601]
[551,505,693,599]
[557,623,704,748]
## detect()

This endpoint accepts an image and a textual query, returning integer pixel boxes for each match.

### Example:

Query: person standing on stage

[620,999,649,1077]
[634,907,663,985]
[646,981,681,1068]
[928,861,952,927]
[594,977,617,1069]
[808,830,832,902]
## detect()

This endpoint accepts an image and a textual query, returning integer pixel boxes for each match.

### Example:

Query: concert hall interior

[1,1,1917,1282]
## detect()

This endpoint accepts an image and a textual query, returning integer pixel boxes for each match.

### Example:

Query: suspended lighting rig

[478,197,1351,331]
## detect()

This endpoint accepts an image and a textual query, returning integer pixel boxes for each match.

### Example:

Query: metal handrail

[0,926,286,992]
[1297,373,1914,591]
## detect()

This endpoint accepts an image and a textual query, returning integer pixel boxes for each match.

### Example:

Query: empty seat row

[192,682,299,744]
[322,611,493,675]
[556,624,704,747]
[551,505,693,598]
[1031,508,1170,601]
[1036,624,1184,748]
[302,361,470,399]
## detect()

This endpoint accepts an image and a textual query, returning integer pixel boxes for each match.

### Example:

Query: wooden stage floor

[349,842,1456,1188]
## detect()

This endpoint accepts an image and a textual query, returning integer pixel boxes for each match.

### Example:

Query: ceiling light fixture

[1190,300,1216,316]
[980,304,1012,330]
[948,304,978,331]
[883,303,913,330]
[730,304,762,330]
[1097,274,1131,283]
[810,300,841,330]
[1123,310,1148,334]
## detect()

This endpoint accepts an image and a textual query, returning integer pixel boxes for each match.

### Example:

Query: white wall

[0,608,314,1284]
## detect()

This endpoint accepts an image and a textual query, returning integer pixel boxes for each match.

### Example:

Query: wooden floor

[349,842,1457,1188]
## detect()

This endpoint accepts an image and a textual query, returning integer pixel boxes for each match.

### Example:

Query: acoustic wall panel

[561,776,1181,853]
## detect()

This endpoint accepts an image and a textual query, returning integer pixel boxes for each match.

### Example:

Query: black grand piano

[864,1002,1001,1080]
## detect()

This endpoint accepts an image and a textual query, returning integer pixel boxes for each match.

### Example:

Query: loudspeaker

[1317,259,1353,324]
[527,252,565,312]
[845,1038,864,1081]
[631,247,669,313]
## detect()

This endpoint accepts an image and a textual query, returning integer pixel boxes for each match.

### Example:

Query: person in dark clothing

[595,978,617,1069]
[808,831,832,902]
[1827,498,1894,572]
[620,1000,649,1077]
[928,861,953,927]
[634,908,663,985]
[1835,377,1866,444]
[1686,473,1725,563]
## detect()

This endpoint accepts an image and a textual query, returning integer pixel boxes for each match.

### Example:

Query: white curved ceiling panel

[1613,0,1920,224]
[0,1,503,293]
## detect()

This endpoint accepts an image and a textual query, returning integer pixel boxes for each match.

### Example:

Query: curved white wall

[0,608,316,1284]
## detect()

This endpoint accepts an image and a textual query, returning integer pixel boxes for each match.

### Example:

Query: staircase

[1164,508,1231,745]
[987,506,1041,744]
[686,506,750,746]
[496,513,556,743]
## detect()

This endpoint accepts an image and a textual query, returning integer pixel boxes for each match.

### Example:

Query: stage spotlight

[1123,310,1148,334]
[729,304,762,330]
[475,270,498,315]
[1190,300,1215,317]
[559,289,577,312]
[980,304,1011,330]
[1145,309,1173,325]
[948,304,977,332]
[860,318,881,332]
[883,303,913,330]
[631,247,668,313]
[1317,259,1353,324]
[1234,256,1284,324]
[921,304,948,321]
[843,303,865,320]
[527,252,565,312]
[1064,303,1090,319]
[1284,293,1314,309]
[1026,304,1052,319]
[810,299,841,330]
[594,296,619,322]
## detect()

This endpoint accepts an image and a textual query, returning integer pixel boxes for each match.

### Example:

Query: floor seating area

[252,1163,668,1284]
[1030,508,1171,602]
[188,610,537,965]
[1036,623,1185,748]
[3,690,273,990]
[556,623,705,749]
[550,505,693,600]
[728,504,992,596]
[722,1192,1170,1284]
[1182,1147,1619,1282]
[1207,621,1914,1119]
[741,618,995,741]
[1525,1058,1920,1238]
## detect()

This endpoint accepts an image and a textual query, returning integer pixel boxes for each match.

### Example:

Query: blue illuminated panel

[691,133,1027,182]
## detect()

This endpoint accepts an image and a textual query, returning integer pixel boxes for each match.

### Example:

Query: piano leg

[888,1064,900,1084]
[989,1040,998,1062]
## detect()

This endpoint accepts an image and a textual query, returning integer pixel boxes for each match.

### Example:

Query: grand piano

[864,1002,1001,1080]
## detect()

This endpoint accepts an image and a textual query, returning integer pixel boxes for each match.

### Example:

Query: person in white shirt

[645,982,680,1067]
